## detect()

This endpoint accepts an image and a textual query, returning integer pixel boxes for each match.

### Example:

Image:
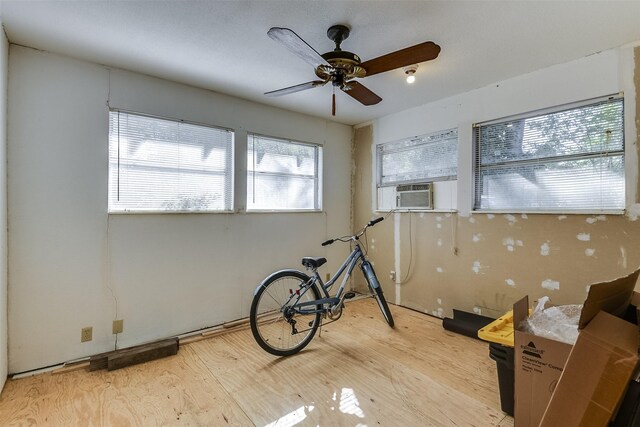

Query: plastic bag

[520,296,582,345]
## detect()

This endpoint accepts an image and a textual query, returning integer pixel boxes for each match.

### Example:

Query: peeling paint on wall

[469,217,476,224]
[437,238,443,246]
[436,267,443,273]
[506,279,516,287]
[586,215,606,224]
[540,242,550,256]
[472,261,482,274]
[436,223,442,229]
[585,248,595,257]
[558,215,567,220]
[521,214,528,219]
[472,233,482,242]
[504,214,517,224]
[487,214,495,219]
[437,298,442,305]
[541,279,560,290]
[627,204,640,221]
[577,233,590,241]
[503,237,515,251]
[516,240,523,247]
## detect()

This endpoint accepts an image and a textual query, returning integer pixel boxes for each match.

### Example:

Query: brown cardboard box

[540,270,640,427]
[513,297,572,426]
[513,268,640,427]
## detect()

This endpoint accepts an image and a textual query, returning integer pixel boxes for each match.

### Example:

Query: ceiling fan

[265,24,441,116]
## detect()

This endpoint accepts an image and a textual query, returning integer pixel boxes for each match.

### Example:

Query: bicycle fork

[360,260,381,290]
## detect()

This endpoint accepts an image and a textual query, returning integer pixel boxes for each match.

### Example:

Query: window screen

[474,96,624,211]
[377,128,458,186]
[108,110,234,213]
[247,134,322,211]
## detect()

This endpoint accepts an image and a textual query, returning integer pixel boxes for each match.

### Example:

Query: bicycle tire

[372,285,395,327]
[361,261,395,327]
[250,270,321,356]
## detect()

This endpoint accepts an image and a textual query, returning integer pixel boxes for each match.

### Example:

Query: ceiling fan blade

[342,81,382,106]
[360,41,441,77]
[267,27,330,68]
[265,80,327,97]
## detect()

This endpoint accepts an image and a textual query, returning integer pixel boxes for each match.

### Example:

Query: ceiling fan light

[403,64,418,84]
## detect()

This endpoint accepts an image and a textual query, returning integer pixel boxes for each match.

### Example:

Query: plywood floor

[0,298,514,426]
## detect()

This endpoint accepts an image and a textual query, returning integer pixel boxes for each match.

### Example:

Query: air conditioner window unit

[396,183,433,209]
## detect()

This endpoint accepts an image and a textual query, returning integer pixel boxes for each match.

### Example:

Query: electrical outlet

[81,327,93,342]
[112,319,124,334]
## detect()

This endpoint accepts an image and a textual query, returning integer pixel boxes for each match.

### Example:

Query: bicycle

[249,217,394,356]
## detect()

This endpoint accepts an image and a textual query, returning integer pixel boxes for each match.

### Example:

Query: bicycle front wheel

[250,270,321,356]
[372,285,394,327]
[361,261,395,327]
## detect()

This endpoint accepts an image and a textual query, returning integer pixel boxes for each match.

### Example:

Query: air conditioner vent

[396,183,433,209]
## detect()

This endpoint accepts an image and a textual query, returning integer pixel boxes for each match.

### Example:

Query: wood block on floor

[89,338,179,371]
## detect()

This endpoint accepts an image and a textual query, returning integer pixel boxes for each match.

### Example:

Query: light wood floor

[0,298,514,426]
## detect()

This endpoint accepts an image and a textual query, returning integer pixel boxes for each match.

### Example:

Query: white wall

[7,46,352,373]
[359,44,640,319]
[0,19,9,391]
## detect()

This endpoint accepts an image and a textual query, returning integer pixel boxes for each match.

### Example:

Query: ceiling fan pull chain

[332,88,336,116]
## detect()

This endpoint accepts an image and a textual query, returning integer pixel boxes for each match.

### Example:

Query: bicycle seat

[301,257,326,269]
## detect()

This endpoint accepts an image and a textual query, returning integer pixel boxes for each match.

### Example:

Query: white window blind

[108,111,234,213]
[474,96,624,212]
[377,128,458,186]
[247,134,322,211]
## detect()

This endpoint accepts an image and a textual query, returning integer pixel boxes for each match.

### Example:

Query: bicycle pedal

[344,292,356,300]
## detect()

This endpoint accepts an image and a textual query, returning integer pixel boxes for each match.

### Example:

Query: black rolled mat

[442,309,495,340]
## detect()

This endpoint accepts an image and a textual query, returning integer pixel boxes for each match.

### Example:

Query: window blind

[247,134,321,211]
[474,96,624,211]
[377,128,458,186]
[108,111,234,212]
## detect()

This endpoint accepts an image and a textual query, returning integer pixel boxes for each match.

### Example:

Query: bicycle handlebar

[321,217,384,246]
[368,217,384,227]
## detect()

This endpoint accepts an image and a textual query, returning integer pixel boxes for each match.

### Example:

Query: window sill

[245,209,324,214]
[108,210,235,215]
[472,209,625,216]
[376,209,458,214]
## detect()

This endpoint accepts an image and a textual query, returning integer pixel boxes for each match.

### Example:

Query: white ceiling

[2,1,640,126]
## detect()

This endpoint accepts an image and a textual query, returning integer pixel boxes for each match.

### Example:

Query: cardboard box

[513,297,572,426]
[513,268,640,427]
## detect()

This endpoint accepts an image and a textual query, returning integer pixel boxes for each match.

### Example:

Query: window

[377,128,458,186]
[247,134,322,211]
[376,128,458,210]
[108,111,234,213]
[474,95,624,212]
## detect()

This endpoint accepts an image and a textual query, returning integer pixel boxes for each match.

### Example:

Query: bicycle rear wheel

[250,270,321,356]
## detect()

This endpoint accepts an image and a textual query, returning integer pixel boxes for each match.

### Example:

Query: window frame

[376,128,459,188]
[108,109,235,214]
[472,94,625,214]
[246,133,323,212]
[375,128,458,212]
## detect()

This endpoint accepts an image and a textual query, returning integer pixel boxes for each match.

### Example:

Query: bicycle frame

[290,240,366,315]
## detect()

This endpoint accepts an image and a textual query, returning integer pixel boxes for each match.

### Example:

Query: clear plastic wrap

[519,296,582,345]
